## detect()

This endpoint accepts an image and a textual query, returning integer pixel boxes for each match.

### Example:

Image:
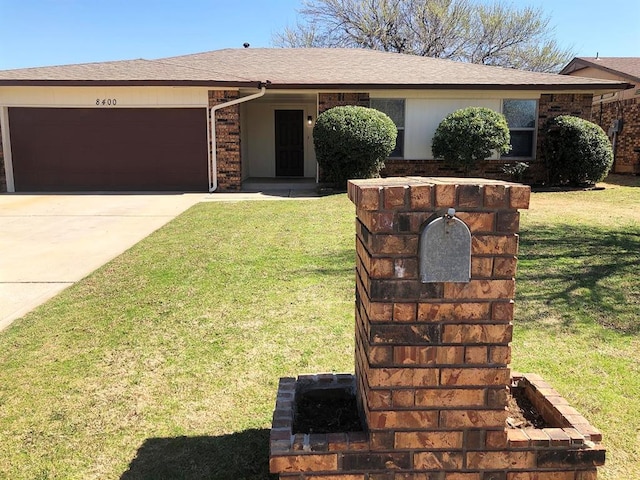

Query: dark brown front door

[9,107,207,191]
[275,110,304,177]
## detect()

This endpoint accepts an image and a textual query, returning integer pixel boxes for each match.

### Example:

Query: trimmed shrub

[313,106,397,187]
[543,115,613,186]
[432,107,511,171]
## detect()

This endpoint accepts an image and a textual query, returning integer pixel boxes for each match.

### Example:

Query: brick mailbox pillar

[270,177,605,479]
[352,177,527,464]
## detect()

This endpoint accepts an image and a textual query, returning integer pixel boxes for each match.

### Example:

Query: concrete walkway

[0,188,323,331]
[0,193,203,330]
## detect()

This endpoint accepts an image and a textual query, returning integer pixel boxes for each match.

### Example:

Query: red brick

[522,428,550,446]
[484,184,508,208]
[442,324,513,344]
[543,428,572,447]
[466,451,535,470]
[395,431,463,449]
[446,474,481,480]
[492,301,514,321]
[306,475,366,480]
[327,433,348,451]
[486,430,508,448]
[410,184,433,209]
[368,389,393,409]
[471,257,494,278]
[269,453,338,473]
[369,410,438,429]
[440,409,507,428]
[369,346,393,365]
[435,184,457,207]
[370,302,393,321]
[489,346,511,365]
[394,346,420,365]
[493,257,518,278]
[458,185,483,208]
[471,235,518,255]
[392,389,415,408]
[418,302,491,322]
[371,258,395,278]
[369,367,439,387]
[369,211,395,232]
[508,473,575,480]
[441,367,510,386]
[496,211,520,233]
[359,186,381,211]
[394,303,417,322]
[456,212,495,233]
[434,346,465,364]
[395,257,418,279]
[414,388,485,407]
[465,346,488,364]
[444,280,515,300]
[509,185,531,209]
[506,428,530,448]
[385,185,409,209]
[370,431,395,450]
[414,451,464,470]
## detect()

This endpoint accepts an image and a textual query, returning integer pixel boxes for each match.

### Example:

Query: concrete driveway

[0,193,203,330]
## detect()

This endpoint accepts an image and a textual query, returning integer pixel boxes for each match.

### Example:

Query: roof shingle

[0,48,628,91]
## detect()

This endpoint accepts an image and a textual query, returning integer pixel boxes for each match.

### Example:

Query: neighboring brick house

[0,48,626,192]
[561,57,640,174]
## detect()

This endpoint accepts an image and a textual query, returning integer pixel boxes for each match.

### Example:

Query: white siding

[243,101,317,178]
[0,86,210,107]
[405,98,501,159]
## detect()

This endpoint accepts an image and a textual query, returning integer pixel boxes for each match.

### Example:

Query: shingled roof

[560,57,640,84]
[0,48,628,91]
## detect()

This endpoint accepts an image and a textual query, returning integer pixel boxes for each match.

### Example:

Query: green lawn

[0,176,638,479]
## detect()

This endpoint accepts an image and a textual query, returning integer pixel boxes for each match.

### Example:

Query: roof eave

[560,58,640,84]
[265,82,630,91]
[0,80,629,93]
[0,79,261,88]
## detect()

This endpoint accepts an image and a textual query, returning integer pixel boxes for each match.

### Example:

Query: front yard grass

[0,175,638,479]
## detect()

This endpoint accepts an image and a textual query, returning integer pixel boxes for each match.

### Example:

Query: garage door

[9,107,208,191]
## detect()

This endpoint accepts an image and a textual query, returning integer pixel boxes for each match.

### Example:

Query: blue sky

[0,0,637,70]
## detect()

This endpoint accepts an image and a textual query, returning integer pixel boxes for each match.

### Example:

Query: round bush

[432,107,511,171]
[543,115,613,186]
[313,106,397,187]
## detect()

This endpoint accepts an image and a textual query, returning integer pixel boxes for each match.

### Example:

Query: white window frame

[501,99,538,160]
[370,98,405,159]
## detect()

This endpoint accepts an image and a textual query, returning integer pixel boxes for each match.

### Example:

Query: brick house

[0,48,626,192]
[561,57,640,174]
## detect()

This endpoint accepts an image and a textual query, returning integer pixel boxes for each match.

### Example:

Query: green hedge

[543,115,613,186]
[313,106,397,187]
[432,107,511,171]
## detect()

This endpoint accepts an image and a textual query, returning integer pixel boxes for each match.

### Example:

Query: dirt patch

[293,388,363,434]
[507,387,550,429]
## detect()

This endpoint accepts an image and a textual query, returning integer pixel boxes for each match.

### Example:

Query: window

[501,99,537,158]
[370,98,405,158]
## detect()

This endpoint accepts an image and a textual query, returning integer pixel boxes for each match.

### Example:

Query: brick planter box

[270,177,605,479]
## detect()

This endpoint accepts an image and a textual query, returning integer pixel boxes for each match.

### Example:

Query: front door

[275,110,304,177]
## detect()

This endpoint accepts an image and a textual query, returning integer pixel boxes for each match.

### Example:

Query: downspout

[209,81,269,192]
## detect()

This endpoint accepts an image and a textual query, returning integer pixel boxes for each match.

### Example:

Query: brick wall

[318,93,370,114]
[534,93,594,184]
[320,92,596,185]
[270,177,605,479]
[591,97,640,174]
[208,90,242,191]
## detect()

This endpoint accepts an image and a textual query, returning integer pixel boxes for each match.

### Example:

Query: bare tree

[272,0,573,72]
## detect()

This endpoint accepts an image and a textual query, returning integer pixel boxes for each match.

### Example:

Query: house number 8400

[96,98,117,106]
